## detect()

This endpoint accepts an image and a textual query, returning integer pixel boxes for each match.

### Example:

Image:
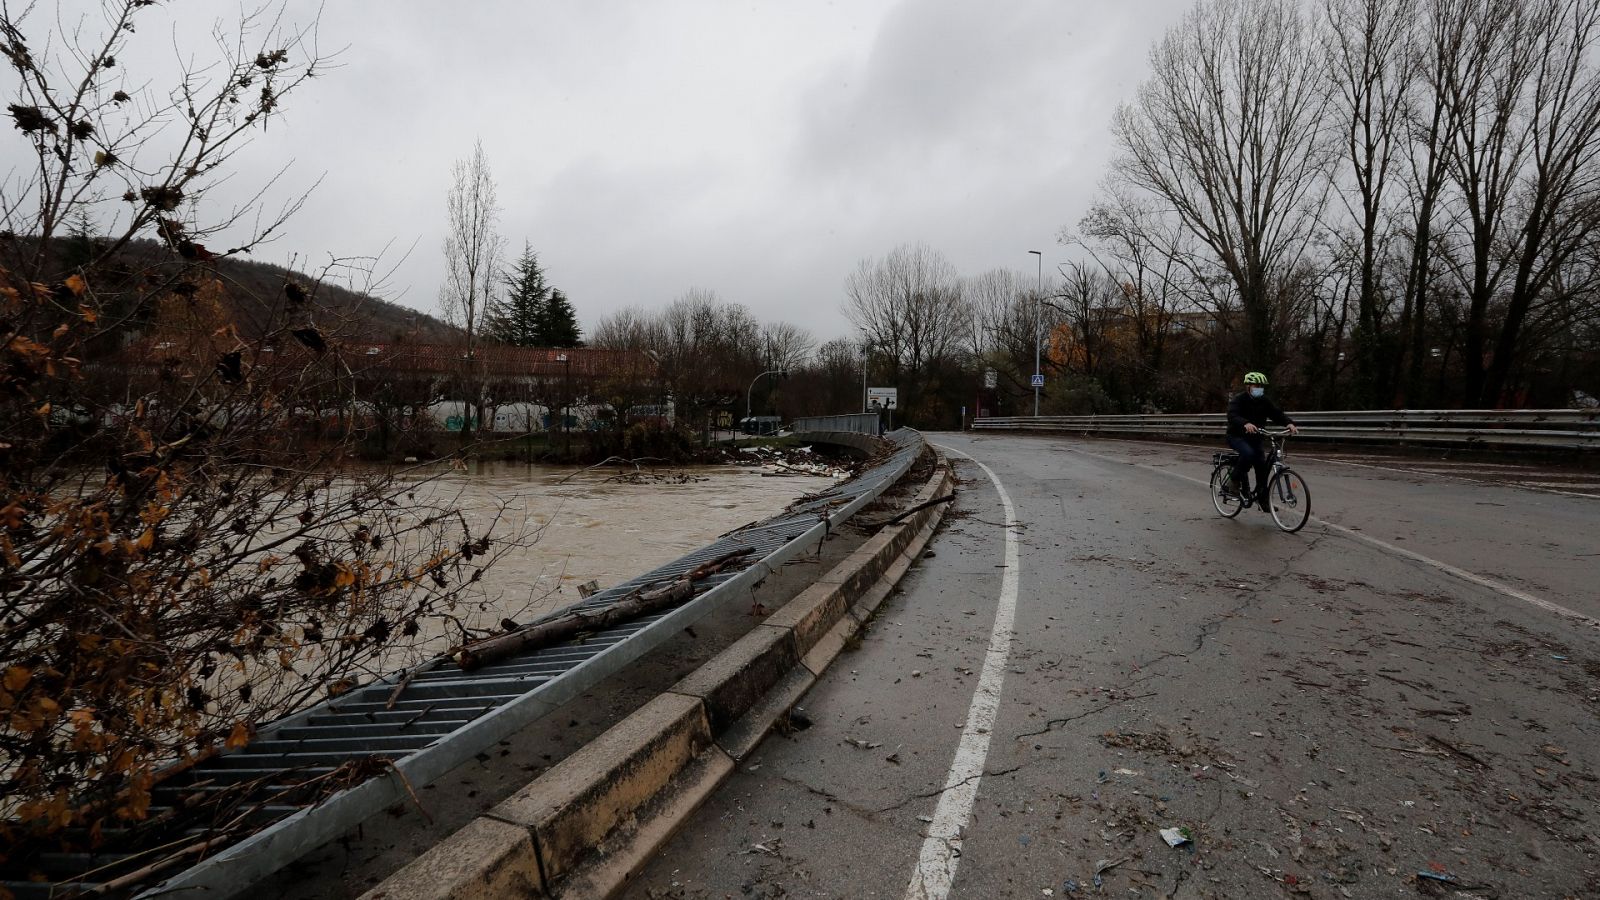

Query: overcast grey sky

[8,0,1194,342]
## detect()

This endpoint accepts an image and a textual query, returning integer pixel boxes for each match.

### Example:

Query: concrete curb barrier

[365,450,955,900]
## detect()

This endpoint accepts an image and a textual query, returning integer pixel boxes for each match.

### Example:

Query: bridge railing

[970,409,1600,450]
[791,413,883,436]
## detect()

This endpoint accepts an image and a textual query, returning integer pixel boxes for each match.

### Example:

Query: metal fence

[971,409,1600,450]
[7,431,925,900]
[791,413,883,436]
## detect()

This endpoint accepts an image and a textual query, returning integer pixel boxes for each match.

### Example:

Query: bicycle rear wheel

[1210,464,1246,518]
[1267,468,1311,533]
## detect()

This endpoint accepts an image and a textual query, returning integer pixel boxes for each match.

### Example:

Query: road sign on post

[1031,374,1044,388]
[867,387,898,409]
[984,369,998,390]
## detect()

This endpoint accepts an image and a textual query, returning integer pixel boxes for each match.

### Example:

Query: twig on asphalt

[1426,734,1492,769]
[1375,745,1448,757]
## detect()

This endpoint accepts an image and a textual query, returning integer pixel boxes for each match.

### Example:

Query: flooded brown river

[400,459,836,639]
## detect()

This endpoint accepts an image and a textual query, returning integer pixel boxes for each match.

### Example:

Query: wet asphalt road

[623,432,1600,900]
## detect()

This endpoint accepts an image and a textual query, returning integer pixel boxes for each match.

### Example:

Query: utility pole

[1029,250,1042,417]
[557,352,571,456]
[861,343,869,413]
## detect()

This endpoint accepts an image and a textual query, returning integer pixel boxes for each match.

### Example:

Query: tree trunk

[454,548,753,670]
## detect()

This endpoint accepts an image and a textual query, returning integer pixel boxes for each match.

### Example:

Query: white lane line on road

[1075,435,1600,501]
[1311,521,1599,627]
[1058,443,1600,630]
[904,446,1020,900]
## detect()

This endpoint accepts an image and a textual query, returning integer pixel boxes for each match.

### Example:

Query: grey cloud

[1,0,1193,342]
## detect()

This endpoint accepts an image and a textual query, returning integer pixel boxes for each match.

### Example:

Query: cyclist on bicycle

[1226,372,1298,511]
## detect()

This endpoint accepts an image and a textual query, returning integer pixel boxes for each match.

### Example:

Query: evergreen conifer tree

[487,242,548,346]
[541,288,583,347]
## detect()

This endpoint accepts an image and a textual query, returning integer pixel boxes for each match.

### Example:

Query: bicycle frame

[1258,429,1291,471]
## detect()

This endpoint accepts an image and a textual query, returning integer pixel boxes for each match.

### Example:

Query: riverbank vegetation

[0,2,523,845]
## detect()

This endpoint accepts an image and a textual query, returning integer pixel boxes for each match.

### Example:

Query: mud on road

[622,433,1600,900]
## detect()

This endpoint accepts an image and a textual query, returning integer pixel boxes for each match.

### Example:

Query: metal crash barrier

[971,409,1599,450]
[791,413,883,436]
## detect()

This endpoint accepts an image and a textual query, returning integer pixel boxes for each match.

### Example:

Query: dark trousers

[1227,435,1270,497]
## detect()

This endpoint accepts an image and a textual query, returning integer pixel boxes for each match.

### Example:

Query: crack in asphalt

[1014,533,1328,742]
[874,763,1028,814]
[765,772,893,827]
[1014,691,1158,739]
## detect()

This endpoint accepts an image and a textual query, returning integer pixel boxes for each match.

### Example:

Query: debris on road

[1094,857,1128,875]
[745,839,783,857]
[844,737,882,750]
[1159,827,1192,848]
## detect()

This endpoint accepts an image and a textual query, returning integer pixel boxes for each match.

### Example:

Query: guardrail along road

[973,408,1600,449]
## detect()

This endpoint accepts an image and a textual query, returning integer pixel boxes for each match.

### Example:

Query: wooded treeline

[818,0,1600,427]
[1096,0,1600,411]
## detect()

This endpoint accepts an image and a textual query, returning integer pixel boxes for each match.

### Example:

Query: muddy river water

[401,459,837,634]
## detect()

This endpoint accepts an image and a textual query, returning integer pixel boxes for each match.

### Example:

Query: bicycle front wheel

[1267,468,1311,533]
[1211,464,1246,518]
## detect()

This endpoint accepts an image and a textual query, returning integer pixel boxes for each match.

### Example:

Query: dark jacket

[1226,390,1294,437]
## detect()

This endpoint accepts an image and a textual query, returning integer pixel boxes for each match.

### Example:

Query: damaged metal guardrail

[971,409,1599,450]
[5,430,924,900]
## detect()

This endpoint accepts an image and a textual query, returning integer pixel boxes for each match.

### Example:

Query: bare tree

[1112,0,1333,370]
[1481,0,1600,403]
[1322,0,1419,403]
[802,336,871,415]
[1393,0,1466,405]
[1073,187,1199,404]
[759,321,816,371]
[0,2,518,855]
[1434,0,1542,403]
[441,139,504,436]
[1051,262,1122,381]
[963,267,1054,396]
[591,305,664,352]
[651,289,762,440]
[844,242,970,422]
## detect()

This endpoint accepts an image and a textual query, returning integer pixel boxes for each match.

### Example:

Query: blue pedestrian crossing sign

[1031,373,1044,387]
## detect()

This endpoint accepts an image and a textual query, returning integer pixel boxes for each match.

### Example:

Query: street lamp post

[1028,249,1042,417]
[745,368,787,440]
[861,343,869,413]
[556,352,571,455]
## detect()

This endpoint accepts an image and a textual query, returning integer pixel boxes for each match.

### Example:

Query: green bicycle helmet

[1243,371,1269,385]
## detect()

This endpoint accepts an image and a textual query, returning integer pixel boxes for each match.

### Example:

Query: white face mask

[1249,387,1265,398]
